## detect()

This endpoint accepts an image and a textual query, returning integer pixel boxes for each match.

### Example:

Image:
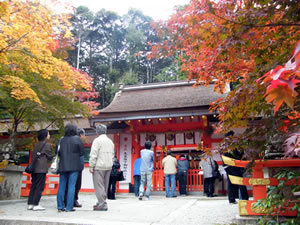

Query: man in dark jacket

[64,128,85,207]
[56,124,84,212]
[223,131,249,204]
[177,155,189,196]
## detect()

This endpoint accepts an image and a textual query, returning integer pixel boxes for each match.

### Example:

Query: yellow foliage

[0,75,41,104]
[0,0,93,101]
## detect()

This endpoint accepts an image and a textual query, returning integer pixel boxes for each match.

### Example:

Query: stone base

[232,215,261,225]
[0,164,24,200]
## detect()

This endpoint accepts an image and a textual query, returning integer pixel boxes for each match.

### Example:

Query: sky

[70,0,191,21]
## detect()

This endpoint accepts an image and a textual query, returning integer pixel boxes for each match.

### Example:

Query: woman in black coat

[27,129,53,211]
[107,156,120,200]
[56,124,84,212]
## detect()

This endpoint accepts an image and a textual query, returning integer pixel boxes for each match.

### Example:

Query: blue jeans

[165,174,176,197]
[139,172,152,198]
[57,171,78,211]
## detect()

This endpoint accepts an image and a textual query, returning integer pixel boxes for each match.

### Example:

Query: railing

[21,168,204,196]
[152,169,203,192]
[223,156,300,216]
[21,173,59,196]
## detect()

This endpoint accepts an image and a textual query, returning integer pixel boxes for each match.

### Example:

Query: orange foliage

[0,0,92,104]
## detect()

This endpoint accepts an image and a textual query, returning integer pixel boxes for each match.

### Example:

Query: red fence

[21,173,59,196]
[21,169,204,196]
[152,169,203,192]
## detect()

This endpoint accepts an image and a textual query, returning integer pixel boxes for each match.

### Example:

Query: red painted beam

[133,122,205,133]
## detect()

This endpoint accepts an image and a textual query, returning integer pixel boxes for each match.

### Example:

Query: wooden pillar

[252,163,267,200]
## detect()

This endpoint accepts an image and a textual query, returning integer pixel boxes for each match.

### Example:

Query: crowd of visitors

[26,125,249,212]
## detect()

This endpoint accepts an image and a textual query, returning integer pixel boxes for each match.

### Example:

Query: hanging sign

[119,133,132,184]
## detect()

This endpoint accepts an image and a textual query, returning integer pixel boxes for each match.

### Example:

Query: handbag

[25,142,47,174]
[210,158,222,180]
[50,138,62,174]
[117,171,125,181]
[212,170,221,178]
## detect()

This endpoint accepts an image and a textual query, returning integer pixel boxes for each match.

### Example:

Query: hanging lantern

[167,133,175,141]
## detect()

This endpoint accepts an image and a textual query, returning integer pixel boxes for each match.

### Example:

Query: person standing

[57,124,84,212]
[223,131,249,204]
[89,124,115,211]
[177,155,189,196]
[162,150,177,198]
[138,141,154,201]
[133,157,141,197]
[107,153,120,200]
[27,129,53,211]
[200,155,215,197]
[64,128,85,208]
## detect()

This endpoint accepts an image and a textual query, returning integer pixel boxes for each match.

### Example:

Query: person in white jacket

[89,124,115,211]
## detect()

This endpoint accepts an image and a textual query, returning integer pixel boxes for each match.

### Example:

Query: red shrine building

[88,80,231,193]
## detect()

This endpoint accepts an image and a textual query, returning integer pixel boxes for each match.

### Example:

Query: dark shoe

[171,195,177,198]
[74,201,82,208]
[93,205,108,211]
[230,201,238,204]
[58,209,65,213]
[65,209,76,212]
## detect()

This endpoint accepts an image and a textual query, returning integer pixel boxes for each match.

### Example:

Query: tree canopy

[67,7,186,108]
[151,0,300,159]
[0,0,94,134]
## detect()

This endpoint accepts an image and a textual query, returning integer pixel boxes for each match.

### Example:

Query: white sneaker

[32,205,45,211]
[144,197,149,201]
[138,194,143,200]
[27,205,33,210]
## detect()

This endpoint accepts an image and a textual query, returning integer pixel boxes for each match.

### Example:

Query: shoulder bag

[25,142,47,174]
[210,158,222,180]
[117,171,125,181]
[50,138,62,174]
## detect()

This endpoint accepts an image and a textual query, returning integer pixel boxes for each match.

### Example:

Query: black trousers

[178,171,187,195]
[65,171,82,204]
[28,173,46,205]
[107,176,118,199]
[203,177,215,196]
[133,175,141,196]
[226,168,249,203]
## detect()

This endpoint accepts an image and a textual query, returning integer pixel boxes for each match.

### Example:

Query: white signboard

[119,133,132,186]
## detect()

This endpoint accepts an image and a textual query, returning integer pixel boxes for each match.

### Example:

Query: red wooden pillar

[131,133,140,186]
[252,163,267,200]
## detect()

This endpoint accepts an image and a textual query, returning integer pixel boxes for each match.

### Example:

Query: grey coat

[199,156,214,178]
[32,141,53,173]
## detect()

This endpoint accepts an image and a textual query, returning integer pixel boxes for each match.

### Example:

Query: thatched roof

[91,80,227,123]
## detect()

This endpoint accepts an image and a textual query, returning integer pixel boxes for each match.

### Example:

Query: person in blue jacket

[133,157,141,197]
[177,155,189,196]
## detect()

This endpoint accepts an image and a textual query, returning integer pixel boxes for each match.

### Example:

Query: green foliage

[120,71,139,85]
[255,169,300,225]
[68,6,185,108]
[154,63,187,82]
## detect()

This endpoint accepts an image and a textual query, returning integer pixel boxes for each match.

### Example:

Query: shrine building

[87,80,230,193]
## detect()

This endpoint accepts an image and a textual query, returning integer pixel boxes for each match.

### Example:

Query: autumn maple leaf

[283,132,300,158]
[258,41,300,114]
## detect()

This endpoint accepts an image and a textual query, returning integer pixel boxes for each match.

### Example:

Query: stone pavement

[0,193,245,225]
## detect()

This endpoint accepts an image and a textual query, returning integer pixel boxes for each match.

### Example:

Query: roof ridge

[120,80,197,91]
